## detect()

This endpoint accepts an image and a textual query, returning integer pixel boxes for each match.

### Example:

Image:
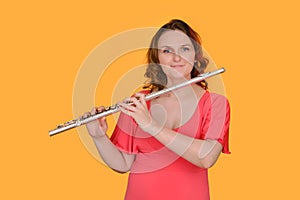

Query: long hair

[144,19,209,91]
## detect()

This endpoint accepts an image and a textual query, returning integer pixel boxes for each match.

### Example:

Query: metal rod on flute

[48,68,225,136]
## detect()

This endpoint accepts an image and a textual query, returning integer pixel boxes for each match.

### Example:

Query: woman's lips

[170,64,185,68]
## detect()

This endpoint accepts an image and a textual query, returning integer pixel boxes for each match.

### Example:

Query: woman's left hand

[118,93,157,133]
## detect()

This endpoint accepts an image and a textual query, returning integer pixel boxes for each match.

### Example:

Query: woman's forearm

[92,135,135,173]
[148,125,222,168]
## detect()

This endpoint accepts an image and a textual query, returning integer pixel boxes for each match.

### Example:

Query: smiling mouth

[170,64,185,68]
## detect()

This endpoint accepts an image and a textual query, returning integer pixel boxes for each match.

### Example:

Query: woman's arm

[84,107,135,173]
[119,93,226,169]
[145,126,222,168]
[92,135,136,173]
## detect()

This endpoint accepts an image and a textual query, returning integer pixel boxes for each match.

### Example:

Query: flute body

[49,68,225,136]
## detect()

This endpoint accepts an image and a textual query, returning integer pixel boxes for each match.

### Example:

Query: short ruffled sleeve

[110,90,151,154]
[110,112,139,154]
[201,93,231,154]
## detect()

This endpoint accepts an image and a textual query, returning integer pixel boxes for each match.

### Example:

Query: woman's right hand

[83,106,108,139]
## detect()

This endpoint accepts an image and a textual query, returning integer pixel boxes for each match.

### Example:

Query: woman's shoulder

[201,91,230,108]
[206,91,228,99]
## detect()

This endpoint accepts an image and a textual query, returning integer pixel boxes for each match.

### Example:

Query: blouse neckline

[146,90,209,131]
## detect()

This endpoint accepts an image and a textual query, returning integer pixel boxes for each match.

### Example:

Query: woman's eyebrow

[158,43,192,48]
[181,43,193,47]
[157,45,171,49]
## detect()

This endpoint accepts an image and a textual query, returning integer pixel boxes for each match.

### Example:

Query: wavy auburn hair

[144,19,209,91]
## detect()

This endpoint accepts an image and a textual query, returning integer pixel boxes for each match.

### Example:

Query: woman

[84,19,230,200]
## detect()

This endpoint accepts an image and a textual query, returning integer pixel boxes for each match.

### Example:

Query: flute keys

[57,120,77,128]
[68,120,77,125]
[110,104,120,110]
[110,104,118,110]
[57,124,64,128]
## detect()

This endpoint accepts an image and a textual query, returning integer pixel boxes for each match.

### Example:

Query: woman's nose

[172,52,182,62]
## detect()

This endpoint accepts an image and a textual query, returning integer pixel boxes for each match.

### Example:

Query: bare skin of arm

[83,107,135,173]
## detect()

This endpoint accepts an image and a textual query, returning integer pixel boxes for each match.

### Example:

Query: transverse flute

[48,68,225,136]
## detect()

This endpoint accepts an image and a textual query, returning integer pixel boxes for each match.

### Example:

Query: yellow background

[1,0,299,199]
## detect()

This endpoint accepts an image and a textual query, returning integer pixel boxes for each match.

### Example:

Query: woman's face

[157,30,196,82]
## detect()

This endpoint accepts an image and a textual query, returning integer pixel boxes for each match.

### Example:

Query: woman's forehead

[158,30,193,47]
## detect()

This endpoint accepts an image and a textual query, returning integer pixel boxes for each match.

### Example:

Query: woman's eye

[162,49,172,53]
[182,47,190,52]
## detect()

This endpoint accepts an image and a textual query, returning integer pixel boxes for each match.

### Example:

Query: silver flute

[49,68,225,136]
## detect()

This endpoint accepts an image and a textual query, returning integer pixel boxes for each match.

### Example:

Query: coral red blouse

[110,91,230,200]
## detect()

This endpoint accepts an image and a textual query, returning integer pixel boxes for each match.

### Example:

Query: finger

[95,106,107,123]
[96,106,105,113]
[119,105,133,116]
[122,97,131,104]
[135,93,147,107]
[83,112,91,118]
[130,97,143,109]
[91,107,97,115]
[119,102,137,112]
[99,116,107,126]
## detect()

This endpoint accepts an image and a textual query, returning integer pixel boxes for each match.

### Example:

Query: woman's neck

[166,75,191,88]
